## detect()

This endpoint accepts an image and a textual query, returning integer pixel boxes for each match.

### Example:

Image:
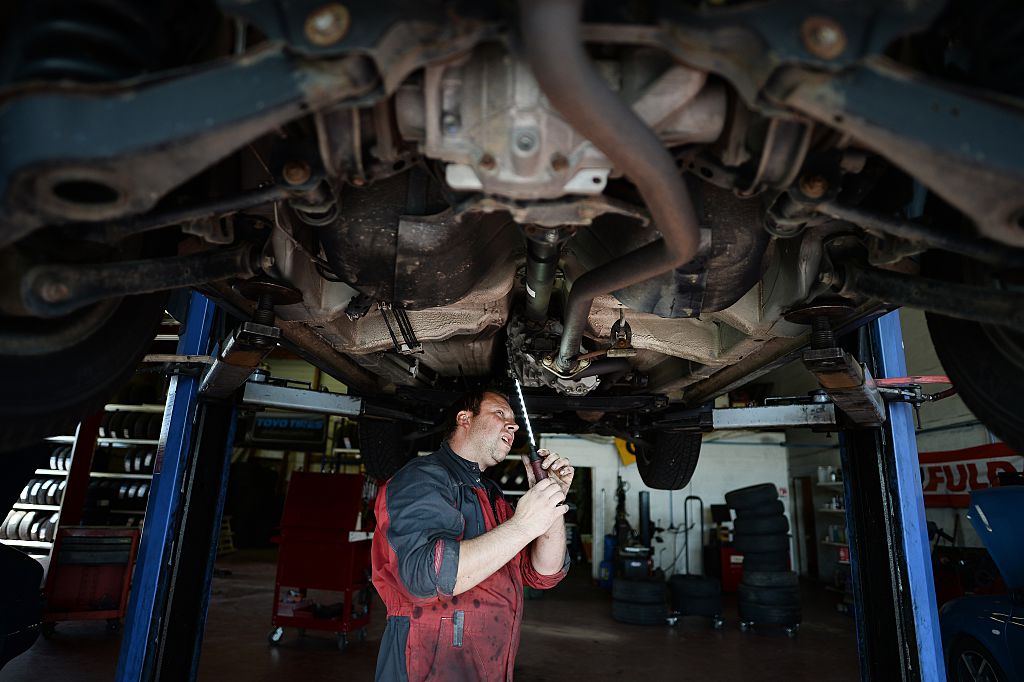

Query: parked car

[1,0,1022,484]
[940,486,1024,682]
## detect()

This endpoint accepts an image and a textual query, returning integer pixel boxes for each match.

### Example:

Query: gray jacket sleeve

[384,461,464,599]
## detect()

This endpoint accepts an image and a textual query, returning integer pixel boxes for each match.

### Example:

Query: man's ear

[457,410,472,427]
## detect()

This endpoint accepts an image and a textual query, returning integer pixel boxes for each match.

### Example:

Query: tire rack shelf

[48,436,159,446]
[819,508,846,514]
[35,469,68,476]
[817,482,845,489]
[822,540,849,548]
[104,404,166,414]
[3,539,52,549]
[91,473,153,480]
[13,504,62,512]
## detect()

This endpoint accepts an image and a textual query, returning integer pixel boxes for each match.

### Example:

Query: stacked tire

[611,579,668,626]
[725,483,800,635]
[669,574,723,628]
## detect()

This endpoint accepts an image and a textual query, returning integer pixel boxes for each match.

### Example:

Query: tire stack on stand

[725,483,801,637]
[611,578,669,626]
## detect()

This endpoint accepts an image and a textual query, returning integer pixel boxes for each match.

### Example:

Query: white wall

[540,432,791,580]
[899,308,999,549]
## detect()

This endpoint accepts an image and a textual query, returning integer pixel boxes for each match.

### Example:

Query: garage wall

[899,308,997,549]
[541,432,791,580]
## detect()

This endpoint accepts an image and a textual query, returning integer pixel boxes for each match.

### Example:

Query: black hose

[839,263,1024,332]
[520,0,702,372]
[525,239,560,322]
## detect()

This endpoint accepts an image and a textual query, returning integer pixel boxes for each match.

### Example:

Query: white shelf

[35,469,68,476]
[1,539,53,549]
[45,436,75,444]
[818,508,846,514]
[104,404,166,414]
[108,510,145,516]
[817,482,845,489]
[821,540,849,548]
[91,472,153,480]
[331,448,360,454]
[98,438,159,446]
[13,503,61,512]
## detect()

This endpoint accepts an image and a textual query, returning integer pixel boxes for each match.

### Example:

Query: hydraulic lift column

[842,311,945,681]
[117,292,237,681]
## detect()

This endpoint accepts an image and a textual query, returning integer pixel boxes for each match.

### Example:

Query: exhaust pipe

[520,0,703,373]
[525,238,560,322]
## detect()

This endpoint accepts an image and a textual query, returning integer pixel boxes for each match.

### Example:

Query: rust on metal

[800,16,847,61]
[305,4,351,47]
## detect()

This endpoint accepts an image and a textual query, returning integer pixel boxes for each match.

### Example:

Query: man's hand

[510,478,568,539]
[522,449,574,495]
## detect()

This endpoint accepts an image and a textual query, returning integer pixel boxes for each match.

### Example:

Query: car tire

[734,500,785,519]
[358,417,414,481]
[634,431,702,490]
[734,533,790,554]
[611,599,668,626]
[742,570,799,588]
[738,584,800,606]
[733,515,789,535]
[948,635,1008,682]
[612,579,666,604]
[0,293,166,453]
[742,551,790,572]
[737,601,801,625]
[925,253,1024,452]
[725,483,778,510]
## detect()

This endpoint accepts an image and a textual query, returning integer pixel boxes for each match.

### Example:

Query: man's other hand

[510,478,568,539]
[522,449,574,494]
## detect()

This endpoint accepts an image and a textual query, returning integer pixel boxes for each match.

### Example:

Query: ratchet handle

[528,446,549,482]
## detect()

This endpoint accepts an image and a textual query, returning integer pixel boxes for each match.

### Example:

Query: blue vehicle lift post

[116,292,237,681]
[841,311,945,681]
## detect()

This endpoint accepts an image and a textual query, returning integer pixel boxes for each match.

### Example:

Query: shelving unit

[813,466,853,614]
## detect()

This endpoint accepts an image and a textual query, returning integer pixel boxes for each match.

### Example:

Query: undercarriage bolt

[441,113,461,135]
[550,153,569,172]
[514,130,539,153]
[800,16,847,60]
[810,316,836,350]
[479,153,497,172]
[282,161,312,186]
[305,4,351,46]
[253,294,275,327]
[39,281,70,303]
[799,174,829,199]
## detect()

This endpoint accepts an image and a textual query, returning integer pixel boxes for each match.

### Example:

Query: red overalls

[371,445,568,681]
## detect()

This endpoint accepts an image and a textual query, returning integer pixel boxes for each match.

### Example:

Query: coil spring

[8,1,163,83]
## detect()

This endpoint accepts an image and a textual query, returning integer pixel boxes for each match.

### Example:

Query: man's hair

[444,387,511,441]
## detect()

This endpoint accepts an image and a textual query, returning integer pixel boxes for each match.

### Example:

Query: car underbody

[1,0,1023,475]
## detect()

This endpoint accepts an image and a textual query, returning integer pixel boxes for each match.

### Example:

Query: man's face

[462,392,519,470]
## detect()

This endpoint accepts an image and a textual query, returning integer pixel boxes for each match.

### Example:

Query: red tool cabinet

[268,472,373,651]
[42,526,141,634]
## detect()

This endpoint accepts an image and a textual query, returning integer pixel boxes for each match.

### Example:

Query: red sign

[919,443,1022,508]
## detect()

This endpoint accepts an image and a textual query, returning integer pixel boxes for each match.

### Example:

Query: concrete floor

[4,550,860,681]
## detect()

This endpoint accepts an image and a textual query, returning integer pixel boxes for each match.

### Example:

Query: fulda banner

[919,443,1023,508]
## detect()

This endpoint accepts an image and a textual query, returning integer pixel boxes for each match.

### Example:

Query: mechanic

[371,389,573,681]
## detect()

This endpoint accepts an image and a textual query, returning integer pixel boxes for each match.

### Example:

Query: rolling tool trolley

[267,472,373,651]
